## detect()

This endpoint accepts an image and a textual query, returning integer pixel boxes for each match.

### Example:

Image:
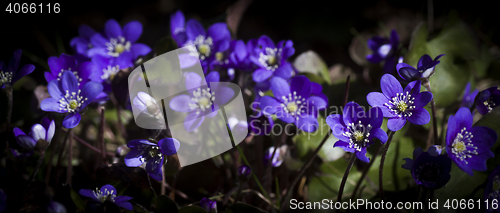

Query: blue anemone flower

[250,35,295,84]
[366,30,400,74]
[88,19,151,68]
[445,107,497,176]
[366,74,433,131]
[79,184,133,211]
[124,138,180,181]
[200,197,217,212]
[484,164,500,212]
[170,10,187,47]
[70,24,97,56]
[264,146,283,167]
[402,146,451,189]
[397,54,445,81]
[475,86,500,115]
[326,102,387,162]
[460,82,479,109]
[40,71,103,129]
[44,54,96,89]
[259,76,326,132]
[237,164,251,177]
[13,117,55,152]
[0,49,35,89]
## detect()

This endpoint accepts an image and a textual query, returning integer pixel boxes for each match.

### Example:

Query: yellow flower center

[69,100,78,110]
[287,102,298,113]
[114,44,125,54]
[267,55,277,66]
[452,141,467,153]
[396,101,408,112]
[199,97,210,108]
[353,131,364,142]
[198,44,210,56]
[216,52,224,61]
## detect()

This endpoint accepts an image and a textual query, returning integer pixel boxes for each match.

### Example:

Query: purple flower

[367,74,433,131]
[475,86,500,115]
[124,138,180,181]
[70,24,97,56]
[402,146,451,189]
[13,117,55,151]
[325,102,387,162]
[460,82,479,109]
[88,19,151,68]
[237,164,251,177]
[79,184,133,211]
[44,54,96,89]
[169,72,234,132]
[210,39,251,71]
[366,30,400,74]
[397,54,445,81]
[47,201,66,213]
[264,146,283,167]
[259,76,327,132]
[200,197,217,212]
[250,35,295,83]
[40,71,103,129]
[170,10,187,47]
[183,19,231,72]
[1,49,35,89]
[445,107,497,176]
[484,164,500,212]
[89,55,130,93]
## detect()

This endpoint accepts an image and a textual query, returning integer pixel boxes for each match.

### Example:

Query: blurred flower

[210,39,250,71]
[258,76,326,132]
[12,117,55,152]
[44,54,96,89]
[460,82,478,109]
[237,164,251,177]
[250,35,295,84]
[40,71,103,129]
[169,72,234,132]
[367,74,433,131]
[132,91,164,123]
[70,24,97,56]
[264,146,283,167]
[47,201,67,213]
[326,102,387,162]
[484,164,500,212]
[397,54,444,81]
[170,10,187,47]
[88,19,151,68]
[124,138,180,181]
[89,55,130,93]
[402,146,451,189]
[228,116,249,136]
[200,197,217,212]
[183,18,231,72]
[79,184,133,211]
[366,30,400,74]
[0,49,35,89]
[475,86,500,115]
[445,107,496,176]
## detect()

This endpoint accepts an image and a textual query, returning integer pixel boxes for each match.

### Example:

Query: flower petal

[170,94,194,113]
[13,127,26,137]
[253,69,273,83]
[131,43,151,59]
[259,96,281,115]
[307,96,327,111]
[186,19,205,41]
[80,81,104,109]
[12,64,35,83]
[387,117,406,131]
[158,138,180,156]
[45,120,56,142]
[29,124,46,142]
[363,107,384,128]
[291,76,311,98]
[207,23,230,41]
[343,102,364,125]
[146,157,164,181]
[47,80,63,101]
[61,71,79,94]
[124,149,146,167]
[105,19,122,38]
[184,112,205,132]
[326,114,348,141]
[40,98,66,113]
[356,148,370,163]
[127,139,156,148]
[16,135,36,150]
[407,108,430,125]
[115,201,133,210]
[333,141,355,153]
[295,114,318,132]
[380,74,403,98]
[62,113,81,129]
[79,189,96,200]
[372,128,388,143]
[366,92,392,117]
[417,54,432,71]
[274,63,293,79]
[413,92,432,109]
[270,77,291,101]
[123,21,142,43]
[453,107,473,130]
[8,49,22,72]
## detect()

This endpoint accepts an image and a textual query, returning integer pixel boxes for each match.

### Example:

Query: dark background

[0,0,498,84]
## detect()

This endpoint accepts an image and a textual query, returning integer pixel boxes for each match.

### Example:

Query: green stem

[336,154,357,213]
[423,81,438,148]
[66,130,73,186]
[26,152,45,192]
[351,144,384,200]
[236,146,271,202]
[379,131,395,199]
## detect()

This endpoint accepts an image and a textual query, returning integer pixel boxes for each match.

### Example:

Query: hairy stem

[423,81,438,148]
[379,131,395,199]
[336,154,357,213]
[99,107,107,165]
[66,130,73,186]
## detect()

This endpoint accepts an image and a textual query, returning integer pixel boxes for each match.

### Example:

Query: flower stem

[26,151,45,192]
[99,107,107,165]
[66,129,73,186]
[55,128,71,188]
[350,144,385,200]
[60,128,114,156]
[336,153,357,212]
[5,86,13,128]
[379,130,395,199]
[423,81,438,148]
[236,146,271,202]
[280,75,350,212]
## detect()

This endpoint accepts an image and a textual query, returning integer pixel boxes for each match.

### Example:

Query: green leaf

[178,206,207,213]
[435,164,488,201]
[405,19,478,107]
[70,189,86,212]
[225,203,267,213]
[293,50,332,84]
[154,36,178,56]
[155,195,178,213]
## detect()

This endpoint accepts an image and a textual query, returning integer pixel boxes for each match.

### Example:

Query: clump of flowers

[475,86,500,115]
